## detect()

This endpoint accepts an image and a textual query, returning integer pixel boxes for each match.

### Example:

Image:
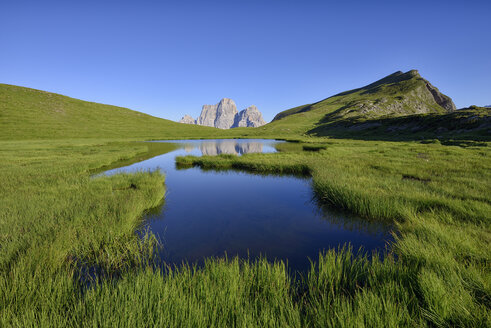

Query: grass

[302,144,328,151]
[0,140,171,325]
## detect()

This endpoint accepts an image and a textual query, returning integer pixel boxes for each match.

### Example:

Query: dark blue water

[104,139,392,272]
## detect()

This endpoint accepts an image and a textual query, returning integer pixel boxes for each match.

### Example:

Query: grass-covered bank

[0,140,173,325]
[177,139,491,326]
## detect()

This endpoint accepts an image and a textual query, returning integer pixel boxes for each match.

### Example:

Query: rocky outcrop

[215,98,238,129]
[424,81,457,112]
[179,114,196,124]
[179,98,266,129]
[196,104,218,127]
[233,105,266,127]
[195,99,238,128]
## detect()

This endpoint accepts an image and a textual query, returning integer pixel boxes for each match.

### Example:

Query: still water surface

[104,139,392,272]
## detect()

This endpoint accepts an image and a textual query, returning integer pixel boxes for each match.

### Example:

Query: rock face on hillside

[179,98,266,129]
[424,80,456,112]
[179,114,196,124]
[234,105,266,127]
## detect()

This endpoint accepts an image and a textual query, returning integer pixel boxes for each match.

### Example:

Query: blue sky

[1,0,490,122]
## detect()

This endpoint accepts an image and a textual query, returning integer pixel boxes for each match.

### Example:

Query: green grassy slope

[253,70,491,139]
[0,84,231,140]
[273,70,452,121]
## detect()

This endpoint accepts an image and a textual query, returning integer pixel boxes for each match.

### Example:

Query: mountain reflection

[198,140,263,155]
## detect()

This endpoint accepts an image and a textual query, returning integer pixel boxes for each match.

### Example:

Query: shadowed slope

[307,106,490,141]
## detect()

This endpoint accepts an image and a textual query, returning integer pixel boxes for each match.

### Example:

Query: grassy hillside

[0,84,231,140]
[274,70,453,121]
[253,70,491,140]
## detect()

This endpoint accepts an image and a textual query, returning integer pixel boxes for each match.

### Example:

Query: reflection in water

[310,197,390,236]
[183,145,195,153]
[105,139,392,272]
[199,140,263,155]
[154,139,277,156]
[176,140,264,156]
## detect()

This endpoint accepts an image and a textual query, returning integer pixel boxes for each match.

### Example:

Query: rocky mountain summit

[234,105,266,127]
[179,114,195,124]
[179,98,266,129]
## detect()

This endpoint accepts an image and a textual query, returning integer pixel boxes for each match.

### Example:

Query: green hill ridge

[273,70,455,122]
[261,70,490,139]
[0,84,222,140]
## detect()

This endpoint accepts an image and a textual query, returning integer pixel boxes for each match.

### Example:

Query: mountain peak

[243,105,259,112]
[180,99,266,129]
[218,98,236,105]
[274,69,456,122]
[179,114,196,124]
[234,105,266,128]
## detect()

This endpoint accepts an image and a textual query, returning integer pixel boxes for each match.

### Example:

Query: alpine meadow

[1,2,490,327]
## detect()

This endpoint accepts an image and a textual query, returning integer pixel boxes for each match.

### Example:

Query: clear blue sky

[1,0,490,122]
